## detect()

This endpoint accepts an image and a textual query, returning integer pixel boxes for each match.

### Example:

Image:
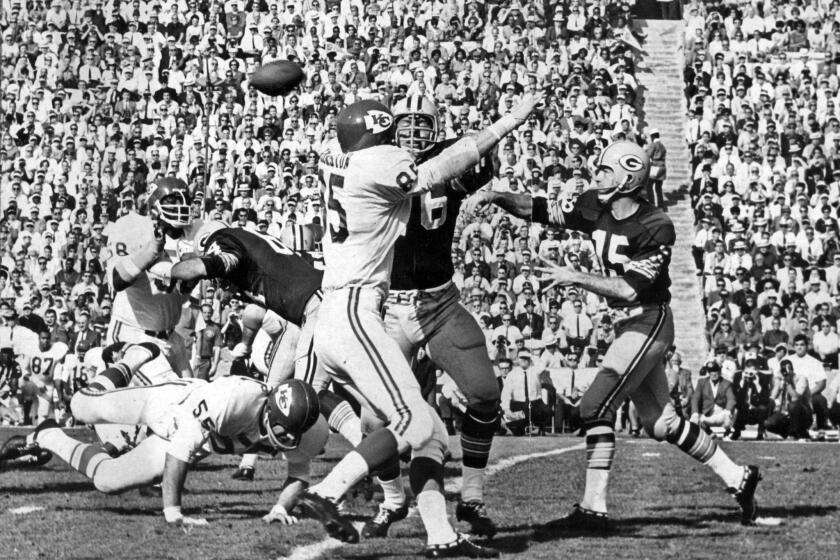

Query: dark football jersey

[532,190,674,308]
[204,228,323,325]
[391,140,494,290]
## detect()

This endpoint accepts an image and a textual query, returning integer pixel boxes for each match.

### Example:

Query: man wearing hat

[500,347,551,436]
[691,360,736,434]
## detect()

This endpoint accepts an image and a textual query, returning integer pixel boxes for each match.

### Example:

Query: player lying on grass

[0,343,326,526]
[464,141,761,531]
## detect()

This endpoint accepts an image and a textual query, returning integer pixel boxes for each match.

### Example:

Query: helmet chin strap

[597,176,635,205]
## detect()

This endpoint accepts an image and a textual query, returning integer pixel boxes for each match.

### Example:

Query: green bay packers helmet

[392,94,441,157]
[147,177,192,228]
[262,379,320,450]
[592,141,650,203]
[336,100,395,152]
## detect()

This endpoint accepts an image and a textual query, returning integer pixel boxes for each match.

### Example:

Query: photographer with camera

[766,358,813,440]
[730,359,773,440]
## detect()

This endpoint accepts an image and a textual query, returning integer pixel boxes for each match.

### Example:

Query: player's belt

[388,281,453,305]
[144,328,172,339]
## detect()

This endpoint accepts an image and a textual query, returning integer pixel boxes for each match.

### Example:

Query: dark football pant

[383,283,500,412]
[579,304,675,431]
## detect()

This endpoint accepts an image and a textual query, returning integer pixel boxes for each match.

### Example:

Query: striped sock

[580,424,615,513]
[85,364,132,393]
[668,419,743,488]
[38,428,111,480]
[327,401,363,447]
[666,418,716,462]
[459,407,499,503]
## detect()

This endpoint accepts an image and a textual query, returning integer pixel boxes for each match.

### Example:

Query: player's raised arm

[416,92,544,193]
[170,221,236,282]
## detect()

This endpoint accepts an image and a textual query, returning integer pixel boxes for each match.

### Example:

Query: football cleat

[231,467,255,481]
[728,465,761,525]
[424,533,499,558]
[535,504,612,538]
[0,435,51,469]
[296,491,359,543]
[455,501,497,538]
[362,503,410,538]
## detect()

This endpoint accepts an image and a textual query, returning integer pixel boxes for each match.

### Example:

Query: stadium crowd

[685,0,840,440]
[0,0,667,437]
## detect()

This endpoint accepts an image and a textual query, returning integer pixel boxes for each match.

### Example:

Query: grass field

[1,428,838,560]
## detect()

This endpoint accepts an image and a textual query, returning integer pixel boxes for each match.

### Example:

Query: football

[249,60,305,96]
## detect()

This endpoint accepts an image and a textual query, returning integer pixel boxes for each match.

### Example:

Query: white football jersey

[166,376,274,462]
[26,341,69,384]
[319,144,434,293]
[106,214,188,331]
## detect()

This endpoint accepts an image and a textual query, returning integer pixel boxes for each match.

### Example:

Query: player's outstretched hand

[510,90,546,125]
[263,504,299,525]
[535,262,577,294]
[462,191,498,216]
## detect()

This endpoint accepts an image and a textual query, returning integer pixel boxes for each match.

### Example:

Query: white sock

[376,475,406,510]
[460,465,485,503]
[310,450,369,502]
[580,468,610,513]
[239,454,257,469]
[36,427,76,460]
[416,490,458,546]
[329,402,364,447]
[704,448,745,489]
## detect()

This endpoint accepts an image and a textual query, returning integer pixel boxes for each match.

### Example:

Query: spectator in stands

[730,359,773,441]
[767,358,813,440]
[691,360,736,434]
[787,335,832,434]
[666,349,693,419]
[501,348,550,436]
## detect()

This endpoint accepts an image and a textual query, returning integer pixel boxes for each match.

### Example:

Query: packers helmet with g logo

[592,141,650,203]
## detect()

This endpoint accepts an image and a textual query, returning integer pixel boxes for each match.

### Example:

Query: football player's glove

[591,141,650,203]
[148,177,192,229]
[392,94,441,157]
[261,379,320,450]
[336,99,395,152]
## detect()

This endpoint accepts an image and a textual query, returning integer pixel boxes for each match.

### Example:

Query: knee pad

[652,402,680,442]
[410,410,448,465]
[461,406,501,440]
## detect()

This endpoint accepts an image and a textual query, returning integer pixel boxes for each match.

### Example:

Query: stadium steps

[635,19,706,375]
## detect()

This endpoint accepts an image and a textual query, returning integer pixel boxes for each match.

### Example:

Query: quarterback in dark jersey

[465,141,761,531]
[358,95,502,539]
[170,225,325,388]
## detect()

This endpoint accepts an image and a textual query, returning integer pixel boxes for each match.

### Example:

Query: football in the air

[249,60,305,96]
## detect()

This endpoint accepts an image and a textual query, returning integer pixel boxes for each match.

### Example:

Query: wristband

[163,506,183,522]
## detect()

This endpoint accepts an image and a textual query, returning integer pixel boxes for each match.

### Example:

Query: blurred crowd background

[7,0,834,442]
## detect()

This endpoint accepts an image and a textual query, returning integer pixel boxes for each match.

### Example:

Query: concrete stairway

[635,20,706,374]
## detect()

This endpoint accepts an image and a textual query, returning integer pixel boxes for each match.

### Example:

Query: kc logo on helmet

[363,110,394,134]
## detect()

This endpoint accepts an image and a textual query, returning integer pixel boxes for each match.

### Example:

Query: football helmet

[336,100,395,152]
[591,141,650,203]
[193,220,228,256]
[261,379,320,450]
[148,177,192,228]
[392,95,440,157]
